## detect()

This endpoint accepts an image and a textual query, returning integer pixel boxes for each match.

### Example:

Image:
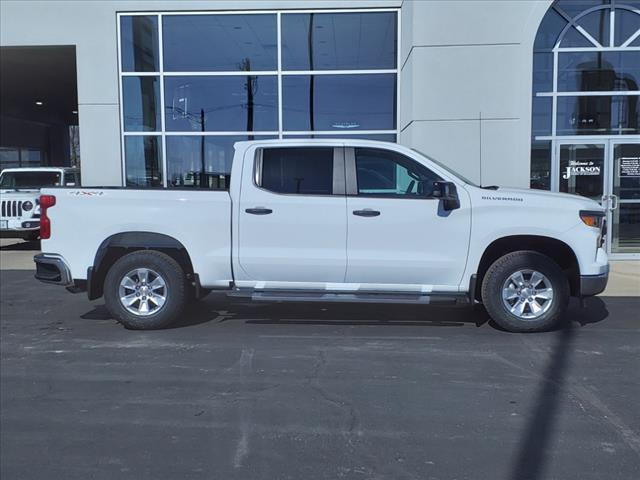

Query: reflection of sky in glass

[164,76,278,132]
[125,136,162,187]
[121,16,158,72]
[123,77,160,132]
[282,12,396,70]
[283,75,396,131]
[163,15,277,72]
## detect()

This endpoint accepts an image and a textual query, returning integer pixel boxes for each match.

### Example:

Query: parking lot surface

[1,267,640,479]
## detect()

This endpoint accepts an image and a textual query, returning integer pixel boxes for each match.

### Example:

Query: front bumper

[579,269,609,297]
[34,254,73,286]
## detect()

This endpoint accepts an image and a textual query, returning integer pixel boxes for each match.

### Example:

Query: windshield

[0,171,62,189]
[411,148,479,187]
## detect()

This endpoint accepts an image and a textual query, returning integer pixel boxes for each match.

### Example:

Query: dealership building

[0,0,639,258]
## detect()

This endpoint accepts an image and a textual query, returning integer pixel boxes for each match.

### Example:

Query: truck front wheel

[481,251,569,333]
[103,250,187,330]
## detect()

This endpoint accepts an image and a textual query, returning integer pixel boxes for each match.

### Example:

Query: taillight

[39,195,56,239]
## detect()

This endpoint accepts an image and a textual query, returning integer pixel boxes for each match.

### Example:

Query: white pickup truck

[34,140,609,332]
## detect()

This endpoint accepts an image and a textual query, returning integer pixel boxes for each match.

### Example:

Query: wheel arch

[473,235,580,301]
[88,231,196,300]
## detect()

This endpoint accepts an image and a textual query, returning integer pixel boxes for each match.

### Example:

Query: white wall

[400,0,552,187]
[1,0,550,188]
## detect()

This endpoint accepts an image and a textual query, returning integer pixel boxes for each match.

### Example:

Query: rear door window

[258,147,335,195]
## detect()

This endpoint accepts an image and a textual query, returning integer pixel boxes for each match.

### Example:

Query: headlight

[22,201,34,211]
[579,210,605,229]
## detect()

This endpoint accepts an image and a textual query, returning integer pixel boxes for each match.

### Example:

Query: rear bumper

[34,254,73,286]
[579,270,609,297]
[1,224,40,239]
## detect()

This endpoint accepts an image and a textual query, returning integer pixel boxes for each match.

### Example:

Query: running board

[227,289,470,305]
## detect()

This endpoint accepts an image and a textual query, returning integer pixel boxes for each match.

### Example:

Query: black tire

[481,251,569,333]
[103,250,187,330]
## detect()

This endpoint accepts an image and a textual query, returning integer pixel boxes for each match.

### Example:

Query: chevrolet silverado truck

[33,140,609,332]
[1,167,80,240]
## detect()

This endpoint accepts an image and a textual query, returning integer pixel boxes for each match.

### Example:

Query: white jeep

[0,167,79,240]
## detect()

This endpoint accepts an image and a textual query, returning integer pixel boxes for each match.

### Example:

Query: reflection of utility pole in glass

[200,108,206,188]
[169,62,259,189]
[239,58,256,134]
[239,58,258,132]
[308,14,315,131]
[69,125,80,168]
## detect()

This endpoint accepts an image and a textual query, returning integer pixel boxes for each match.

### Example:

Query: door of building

[555,139,640,259]
[609,140,640,257]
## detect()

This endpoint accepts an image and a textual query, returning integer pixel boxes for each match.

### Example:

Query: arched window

[531,0,640,190]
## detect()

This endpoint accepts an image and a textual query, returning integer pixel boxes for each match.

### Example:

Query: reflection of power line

[167,103,274,122]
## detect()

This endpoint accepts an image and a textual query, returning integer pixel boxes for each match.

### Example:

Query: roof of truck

[0,167,78,174]
[234,138,395,147]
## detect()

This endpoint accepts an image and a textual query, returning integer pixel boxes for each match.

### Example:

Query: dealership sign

[562,160,601,180]
[619,157,640,177]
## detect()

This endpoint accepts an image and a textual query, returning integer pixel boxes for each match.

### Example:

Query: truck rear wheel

[481,251,569,333]
[103,250,187,330]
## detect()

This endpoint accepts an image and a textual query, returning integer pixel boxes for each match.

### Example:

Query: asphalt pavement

[1,266,639,480]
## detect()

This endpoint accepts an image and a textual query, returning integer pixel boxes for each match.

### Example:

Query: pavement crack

[308,349,361,441]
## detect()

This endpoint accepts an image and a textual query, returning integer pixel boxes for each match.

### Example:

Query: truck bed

[39,188,233,287]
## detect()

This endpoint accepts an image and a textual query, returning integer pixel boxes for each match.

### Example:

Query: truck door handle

[245,207,273,215]
[353,209,380,217]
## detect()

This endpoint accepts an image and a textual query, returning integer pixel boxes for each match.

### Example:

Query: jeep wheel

[481,251,569,333]
[103,250,187,330]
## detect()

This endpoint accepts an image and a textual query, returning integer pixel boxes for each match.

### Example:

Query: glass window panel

[611,203,640,253]
[533,52,554,93]
[576,9,610,46]
[560,25,595,47]
[166,135,276,189]
[282,74,396,131]
[614,8,640,46]
[555,1,610,20]
[282,12,396,70]
[259,147,334,195]
[556,95,640,135]
[22,149,42,164]
[354,148,441,197]
[125,136,162,187]
[283,134,397,142]
[534,8,568,50]
[613,143,640,200]
[123,76,160,132]
[162,14,277,72]
[557,51,640,91]
[559,143,605,201]
[164,76,278,132]
[120,16,159,72]
[532,96,552,136]
[0,148,20,169]
[632,34,640,47]
[530,141,552,190]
